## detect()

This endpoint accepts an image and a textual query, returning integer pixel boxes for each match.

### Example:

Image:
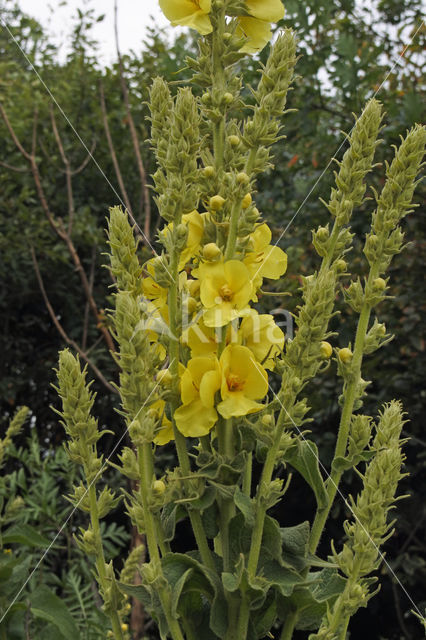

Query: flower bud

[372,277,386,291]
[338,347,353,364]
[223,92,233,104]
[335,259,347,273]
[186,279,200,297]
[152,479,166,495]
[320,341,333,359]
[261,414,274,427]
[242,192,252,209]
[228,134,240,147]
[236,172,250,185]
[209,195,226,211]
[201,92,211,105]
[316,227,329,242]
[156,369,173,386]
[203,242,222,261]
[186,297,198,314]
[203,165,215,178]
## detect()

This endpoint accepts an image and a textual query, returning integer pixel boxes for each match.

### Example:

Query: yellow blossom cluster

[141,202,287,443]
[159,0,285,53]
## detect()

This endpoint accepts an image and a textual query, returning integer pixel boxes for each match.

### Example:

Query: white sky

[17,0,173,64]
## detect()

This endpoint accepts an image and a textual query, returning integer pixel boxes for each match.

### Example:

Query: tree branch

[31,247,117,394]
[99,80,134,217]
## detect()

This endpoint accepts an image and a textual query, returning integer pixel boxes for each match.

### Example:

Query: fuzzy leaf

[31,586,80,640]
[284,441,328,509]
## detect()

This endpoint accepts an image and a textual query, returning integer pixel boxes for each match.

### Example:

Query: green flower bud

[320,341,333,359]
[156,369,173,386]
[338,347,353,364]
[236,171,250,185]
[152,479,166,495]
[223,92,234,104]
[372,277,386,291]
[228,134,240,147]
[203,165,215,178]
[335,259,347,273]
[203,242,222,260]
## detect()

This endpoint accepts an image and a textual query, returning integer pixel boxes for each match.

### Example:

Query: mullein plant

[54,1,425,638]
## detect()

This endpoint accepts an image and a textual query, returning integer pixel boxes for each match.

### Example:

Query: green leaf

[30,586,80,640]
[161,553,228,638]
[233,487,255,526]
[280,521,310,572]
[3,524,51,548]
[284,441,328,508]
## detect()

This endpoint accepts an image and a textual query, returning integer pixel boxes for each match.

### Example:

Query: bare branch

[50,105,75,233]
[99,80,134,217]
[71,138,97,175]
[0,103,32,160]
[31,247,117,394]
[0,160,30,173]
[82,245,97,351]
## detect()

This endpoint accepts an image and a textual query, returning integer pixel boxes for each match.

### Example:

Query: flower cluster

[142,207,287,441]
[159,0,285,52]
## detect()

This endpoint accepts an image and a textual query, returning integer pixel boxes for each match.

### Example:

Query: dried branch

[1,102,115,353]
[113,0,151,242]
[50,105,75,233]
[31,247,117,395]
[82,245,97,351]
[99,80,134,217]
[71,138,97,175]
[0,160,30,173]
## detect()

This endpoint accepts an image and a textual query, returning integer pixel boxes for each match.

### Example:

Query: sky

[17,0,174,64]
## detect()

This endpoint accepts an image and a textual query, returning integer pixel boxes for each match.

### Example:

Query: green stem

[138,445,185,640]
[236,424,283,640]
[309,288,374,555]
[224,200,242,260]
[217,418,235,572]
[242,452,252,496]
[280,608,299,640]
[89,485,124,640]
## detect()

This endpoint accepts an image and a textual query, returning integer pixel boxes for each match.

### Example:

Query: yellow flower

[174,356,221,437]
[244,223,287,297]
[179,210,204,269]
[159,0,212,35]
[197,260,253,327]
[217,344,268,418]
[239,310,284,369]
[236,0,285,53]
[182,316,235,357]
[244,0,285,22]
[142,259,168,306]
[152,399,174,446]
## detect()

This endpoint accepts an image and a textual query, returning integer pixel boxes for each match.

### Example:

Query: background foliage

[0,0,424,638]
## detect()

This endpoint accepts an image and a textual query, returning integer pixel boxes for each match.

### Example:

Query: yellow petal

[203,303,236,328]
[251,223,272,252]
[154,421,175,446]
[174,399,217,437]
[217,393,264,419]
[237,16,272,54]
[258,245,288,279]
[245,0,285,22]
[180,368,198,405]
[199,368,221,407]
[159,0,212,34]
